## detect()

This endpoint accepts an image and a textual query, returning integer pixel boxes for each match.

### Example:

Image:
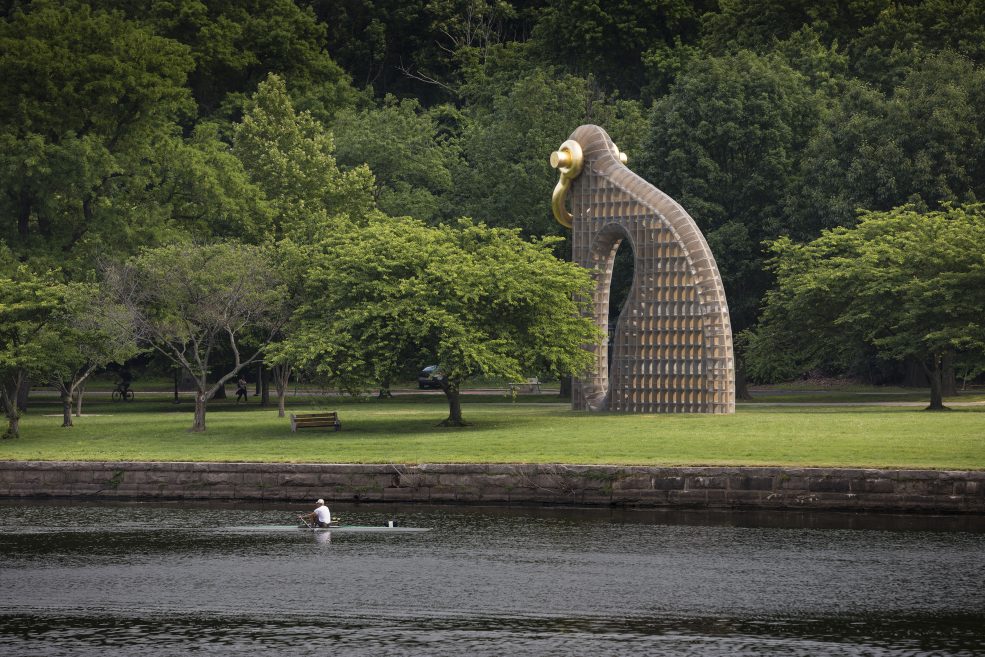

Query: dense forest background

[2,0,984,390]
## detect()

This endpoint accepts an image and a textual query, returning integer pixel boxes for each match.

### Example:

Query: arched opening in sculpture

[608,236,636,352]
[589,225,637,393]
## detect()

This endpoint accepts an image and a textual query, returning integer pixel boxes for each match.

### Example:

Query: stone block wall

[0,461,982,513]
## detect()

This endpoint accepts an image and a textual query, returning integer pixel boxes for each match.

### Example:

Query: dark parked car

[417,365,444,389]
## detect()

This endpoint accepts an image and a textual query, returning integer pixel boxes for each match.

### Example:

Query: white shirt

[314,505,331,525]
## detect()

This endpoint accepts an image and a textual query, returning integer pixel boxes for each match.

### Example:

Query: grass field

[2,389,983,470]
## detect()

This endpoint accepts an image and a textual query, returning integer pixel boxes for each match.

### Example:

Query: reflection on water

[1,500,984,656]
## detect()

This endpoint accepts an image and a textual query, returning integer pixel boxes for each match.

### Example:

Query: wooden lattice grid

[563,125,735,414]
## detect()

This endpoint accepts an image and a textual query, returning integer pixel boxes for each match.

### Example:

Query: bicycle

[111,383,134,402]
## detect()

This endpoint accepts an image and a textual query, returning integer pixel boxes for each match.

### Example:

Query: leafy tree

[103,242,288,432]
[44,285,139,427]
[772,26,851,97]
[94,0,362,124]
[700,0,884,57]
[261,239,316,417]
[0,251,75,439]
[288,215,602,426]
[700,0,985,92]
[748,204,985,410]
[791,52,985,238]
[0,1,195,271]
[332,96,459,222]
[158,122,275,244]
[636,50,821,342]
[529,0,711,99]
[849,0,985,90]
[311,0,535,103]
[309,0,437,98]
[233,74,375,241]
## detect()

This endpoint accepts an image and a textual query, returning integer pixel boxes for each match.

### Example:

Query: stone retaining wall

[1,461,983,513]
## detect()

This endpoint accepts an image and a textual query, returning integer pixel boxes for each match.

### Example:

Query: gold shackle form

[550,140,584,229]
[550,140,627,228]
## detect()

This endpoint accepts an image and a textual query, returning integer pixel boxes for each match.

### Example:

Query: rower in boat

[298,498,332,528]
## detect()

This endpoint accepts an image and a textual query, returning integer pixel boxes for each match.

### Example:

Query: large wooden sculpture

[551,125,734,413]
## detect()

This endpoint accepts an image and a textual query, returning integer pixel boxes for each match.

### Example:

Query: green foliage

[332,96,459,222]
[233,74,375,241]
[701,0,884,56]
[529,0,711,99]
[749,204,985,406]
[96,0,362,124]
[288,215,602,423]
[158,122,274,243]
[702,0,985,90]
[312,0,535,103]
[0,1,195,270]
[42,283,141,426]
[2,0,984,395]
[791,52,985,238]
[849,0,985,89]
[103,241,288,431]
[636,50,821,331]
[0,248,77,437]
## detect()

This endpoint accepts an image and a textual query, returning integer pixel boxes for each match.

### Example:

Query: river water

[1,500,984,656]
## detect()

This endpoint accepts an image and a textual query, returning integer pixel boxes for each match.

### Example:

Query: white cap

[316,499,324,505]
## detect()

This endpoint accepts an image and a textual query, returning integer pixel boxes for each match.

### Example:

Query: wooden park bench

[290,411,342,432]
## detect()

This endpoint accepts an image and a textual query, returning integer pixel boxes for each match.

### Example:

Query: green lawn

[2,392,983,470]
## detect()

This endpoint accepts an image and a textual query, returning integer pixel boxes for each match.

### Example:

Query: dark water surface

[2,500,984,656]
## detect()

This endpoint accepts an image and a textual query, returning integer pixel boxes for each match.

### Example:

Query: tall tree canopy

[94,0,362,123]
[104,242,288,432]
[332,96,459,223]
[287,215,602,425]
[0,1,194,270]
[233,74,375,241]
[790,52,985,237]
[454,67,646,239]
[530,0,711,100]
[636,50,820,335]
[748,204,985,409]
[0,249,78,438]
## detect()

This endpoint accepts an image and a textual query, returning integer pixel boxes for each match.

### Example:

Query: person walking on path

[235,377,248,403]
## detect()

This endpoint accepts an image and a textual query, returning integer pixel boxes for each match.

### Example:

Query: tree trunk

[3,412,20,440]
[735,366,754,401]
[941,351,958,396]
[2,372,24,438]
[16,377,30,412]
[923,354,948,411]
[60,390,73,427]
[212,382,227,399]
[378,376,392,398]
[277,389,287,417]
[260,365,270,406]
[439,381,466,426]
[191,392,208,432]
[273,363,291,418]
[76,383,85,417]
[559,375,571,399]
